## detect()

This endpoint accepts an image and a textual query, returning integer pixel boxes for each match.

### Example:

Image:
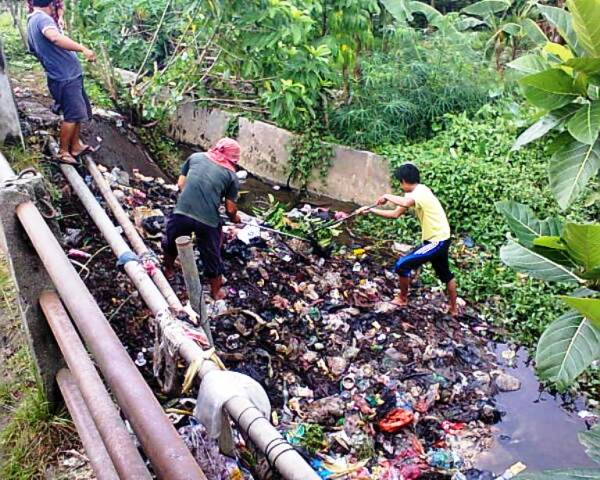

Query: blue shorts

[394,239,454,284]
[48,75,92,123]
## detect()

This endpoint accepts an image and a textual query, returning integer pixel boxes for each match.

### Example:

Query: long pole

[176,236,213,345]
[85,157,183,311]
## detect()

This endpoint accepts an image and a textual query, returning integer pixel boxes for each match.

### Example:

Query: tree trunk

[7,1,28,49]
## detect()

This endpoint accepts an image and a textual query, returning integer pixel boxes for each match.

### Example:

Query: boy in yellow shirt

[357,163,458,316]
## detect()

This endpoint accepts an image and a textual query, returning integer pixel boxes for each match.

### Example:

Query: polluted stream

[15,103,598,479]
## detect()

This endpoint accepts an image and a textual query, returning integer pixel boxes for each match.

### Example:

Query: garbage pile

[56,165,519,480]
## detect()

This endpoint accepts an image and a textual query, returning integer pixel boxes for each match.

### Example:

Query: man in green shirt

[162,138,241,300]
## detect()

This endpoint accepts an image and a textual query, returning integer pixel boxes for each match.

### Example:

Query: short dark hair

[32,0,54,7]
[394,163,420,184]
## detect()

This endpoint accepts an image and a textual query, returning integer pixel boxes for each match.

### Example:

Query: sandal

[72,144,101,158]
[56,152,79,165]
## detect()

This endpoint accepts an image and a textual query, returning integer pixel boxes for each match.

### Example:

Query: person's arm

[177,158,191,191]
[224,177,241,223]
[42,27,96,61]
[367,206,407,219]
[377,193,415,209]
[225,199,241,224]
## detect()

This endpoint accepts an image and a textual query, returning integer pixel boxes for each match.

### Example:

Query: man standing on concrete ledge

[162,138,242,300]
[27,0,97,165]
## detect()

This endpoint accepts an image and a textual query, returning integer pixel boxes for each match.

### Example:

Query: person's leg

[58,121,78,163]
[161,214,192,279]
[195,222,226,300]
[446,279,458,317]
[431,240,458,316]
[392,243,435,306]
[394,276,411,306]
[48,78,78,164]
[61,76,95,158]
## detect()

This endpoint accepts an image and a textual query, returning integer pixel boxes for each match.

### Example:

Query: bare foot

[391,295,408,307]
[164,266,175,281]
[211,288,227,301]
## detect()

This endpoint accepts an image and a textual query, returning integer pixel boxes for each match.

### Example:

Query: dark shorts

[48,75,92,123]
[394,239,454,284]
[161,213,224,279]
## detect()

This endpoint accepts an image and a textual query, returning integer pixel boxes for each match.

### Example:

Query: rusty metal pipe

[85,157,182,310]
[176,236,212,346]
[11,199,205,480]
[56,368,120,480]
[41,291,152,480]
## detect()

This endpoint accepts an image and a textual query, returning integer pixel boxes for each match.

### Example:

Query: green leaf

[567,0,600,57]
[561,297,600,329]
[455,15,488,30]
[496,201,563,247]
[533,236,567,250]
[520,69,578,111]
[565,58,600,76]
[502,22,522,36]
[513,104,579,150]
[536,311,600,389]
[549,139,600,209]
[517,469,600,480]
[521,18,549,45]
[579,424,600,465]
[567,102,600,145]
[380,0,413,22]
[538,5,582,54]
[563,223,600,272]
[409,1,443,22]
[508,54,550,76]
[500,240,582,283]
[462,0,511,17]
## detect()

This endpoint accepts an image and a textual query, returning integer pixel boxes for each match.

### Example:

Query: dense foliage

[493,0,600,404]
[73,0,502,145]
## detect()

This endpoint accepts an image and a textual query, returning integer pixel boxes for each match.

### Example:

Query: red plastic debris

[378,408,415,433]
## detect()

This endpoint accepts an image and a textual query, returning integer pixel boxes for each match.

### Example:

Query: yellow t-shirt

[407,184,451,242]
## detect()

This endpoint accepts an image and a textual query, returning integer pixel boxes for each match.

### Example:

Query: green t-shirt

[174,153,240,228]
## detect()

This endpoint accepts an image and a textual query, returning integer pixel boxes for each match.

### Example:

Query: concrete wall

[169,104,232,150]
[237,117,390,205]
[0,42,22,143]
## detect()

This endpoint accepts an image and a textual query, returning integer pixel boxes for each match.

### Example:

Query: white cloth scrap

[194,370,271,439]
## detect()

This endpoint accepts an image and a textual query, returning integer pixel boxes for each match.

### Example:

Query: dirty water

[476,343,595,473]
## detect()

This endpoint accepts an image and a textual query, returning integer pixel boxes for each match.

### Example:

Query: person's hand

[354,206,372,216]
[82,47,96,63]
[376,195,388,206]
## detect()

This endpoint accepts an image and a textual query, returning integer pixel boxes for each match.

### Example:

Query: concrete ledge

[0,43,22,143]
[238,117,390,205]
[238,117,293,184]
[169,104,232,149]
